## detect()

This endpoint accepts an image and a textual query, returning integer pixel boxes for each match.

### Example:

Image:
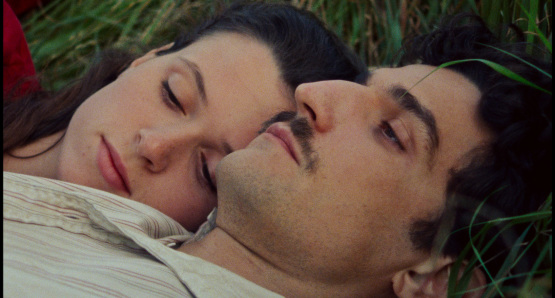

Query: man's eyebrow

[178,57,207,104]
[388,85,439,159]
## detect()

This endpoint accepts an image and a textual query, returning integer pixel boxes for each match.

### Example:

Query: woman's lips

[265,123,299,164]
[97,137,130,195]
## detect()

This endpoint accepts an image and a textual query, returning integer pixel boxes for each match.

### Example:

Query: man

[4,14,550,297]
[179,14,551,296]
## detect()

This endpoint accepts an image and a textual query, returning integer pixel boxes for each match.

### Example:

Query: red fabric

[3,0,40,99]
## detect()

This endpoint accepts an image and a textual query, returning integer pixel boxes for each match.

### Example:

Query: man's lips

[97,137,130,195]
[265,123,299,164]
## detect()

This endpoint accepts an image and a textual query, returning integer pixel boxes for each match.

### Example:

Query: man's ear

[391,255,486,297]
[128,43,174,69]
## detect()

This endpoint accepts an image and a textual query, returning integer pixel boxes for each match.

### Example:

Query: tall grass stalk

[22,0,551,89]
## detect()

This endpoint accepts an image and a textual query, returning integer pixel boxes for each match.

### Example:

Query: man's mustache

[259,111,318,172]
[258,111,296,134]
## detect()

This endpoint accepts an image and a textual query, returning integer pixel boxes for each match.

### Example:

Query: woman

[3,2,367,231]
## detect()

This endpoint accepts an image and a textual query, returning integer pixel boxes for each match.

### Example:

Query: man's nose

[294,81,336,133]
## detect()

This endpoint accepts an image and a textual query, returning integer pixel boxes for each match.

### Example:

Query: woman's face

[58,32,295,231]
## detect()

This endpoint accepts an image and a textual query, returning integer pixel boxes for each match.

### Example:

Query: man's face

[57,32,294,231]
[215,65,491,291]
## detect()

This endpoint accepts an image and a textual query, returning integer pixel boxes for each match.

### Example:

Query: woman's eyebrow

[388,85,439,161]
[177,57,235,155]
[178,57,207,105]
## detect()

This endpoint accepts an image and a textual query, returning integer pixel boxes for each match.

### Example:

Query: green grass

[21,0,552,90]
[19,0,552,296]
[403,29,552,294]
[446,195,552,297]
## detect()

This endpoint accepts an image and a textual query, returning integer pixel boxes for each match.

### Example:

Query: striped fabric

[3,172,281,297]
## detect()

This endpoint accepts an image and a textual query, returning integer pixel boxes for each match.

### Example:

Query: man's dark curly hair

[402,13,552,286]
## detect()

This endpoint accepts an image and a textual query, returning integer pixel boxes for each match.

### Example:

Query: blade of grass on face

[409,59,552,95]
[481,211,552,225]
[478,43,552,78]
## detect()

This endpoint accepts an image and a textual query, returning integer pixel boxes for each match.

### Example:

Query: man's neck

[178,227,300,295]
[177,227,391,297]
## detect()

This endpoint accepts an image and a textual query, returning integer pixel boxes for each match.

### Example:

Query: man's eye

[162,80,185,113]
[381,121,405,151]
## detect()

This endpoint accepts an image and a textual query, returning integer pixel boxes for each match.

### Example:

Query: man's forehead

[367,64,479,90]
[366,65,436,87]
[365,65,481,115]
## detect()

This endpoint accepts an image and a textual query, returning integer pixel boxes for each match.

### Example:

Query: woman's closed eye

[201,153,217,193]
[162,80,185,113]
[380,121,405,151]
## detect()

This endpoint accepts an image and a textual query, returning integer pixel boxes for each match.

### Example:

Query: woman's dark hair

[402,13,552,286]
[157,2,367,89]
[3,49,135,154]
[4,2,366,155]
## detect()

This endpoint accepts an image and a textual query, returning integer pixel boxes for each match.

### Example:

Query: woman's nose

[136,127,189,172]
[294,81,337,133]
